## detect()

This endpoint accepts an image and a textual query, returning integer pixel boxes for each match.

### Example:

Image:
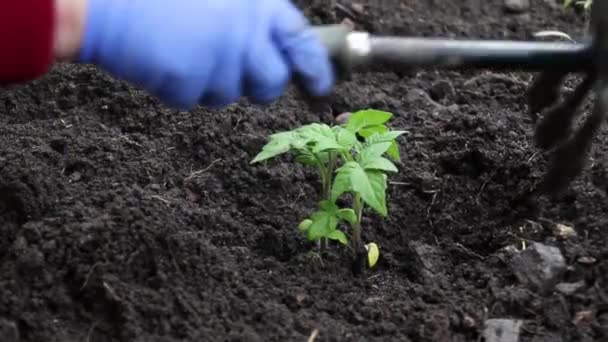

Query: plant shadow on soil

[1,0,608,341]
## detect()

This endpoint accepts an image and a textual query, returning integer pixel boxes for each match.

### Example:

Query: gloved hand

[77,0,334,109]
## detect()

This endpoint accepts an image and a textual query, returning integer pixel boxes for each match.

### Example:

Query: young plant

[251,109,406,275]
[564,0,592,10]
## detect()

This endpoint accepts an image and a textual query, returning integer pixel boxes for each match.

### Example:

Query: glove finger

[199,41,244,108]
[244,34,289,103]
[154,72,209,110]
[271,0,334,97]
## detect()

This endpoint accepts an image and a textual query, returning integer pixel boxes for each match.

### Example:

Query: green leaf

[316,151,330,165]
[312,138,343,154]
[346,109,393,133]
[355,169,388,216]
[333,126,357,148]
[359,142,393,163]
[294,148,317,166]
[319,200,339,213]
[362,130,407,162]
[327,230,349,245]
[298,123,344,153]
[337,208,357,225]
[297,123,333,142]
[364,130,408,145]
[298,219,312,232]
[362,157,398,172]
[358,124,388,138]
[366,242,380,267]
[386,141,400,161]
[251,131,299,163]
[330,161,356,202]
[306,210,339,241]
[331,162,388,216]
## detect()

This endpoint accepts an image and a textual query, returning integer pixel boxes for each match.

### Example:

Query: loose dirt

[1,0,606,341]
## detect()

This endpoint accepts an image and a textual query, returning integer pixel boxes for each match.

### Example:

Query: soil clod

[0,1,603,341]
[555,281,586,295]
[510,242,566,293]
[0,319,19,342]
[504,0,529,13]
[482,319,523,342]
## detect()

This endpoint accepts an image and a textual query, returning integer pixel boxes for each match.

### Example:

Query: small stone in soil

[555,281,585,295]
[504,0,530,13]
[462,314,476,329]
[413,242,446,274]
[577,256,597,265]
[351,3,364,14]
[483,319,523,342]
[553,223,577,239]
[573,310,594,326]
[510,242,566,293]
[335,112,352,124]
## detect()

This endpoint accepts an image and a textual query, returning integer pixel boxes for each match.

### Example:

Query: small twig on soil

[307,251,325,268]
[475,176,492,206]
[506,232,534,246]
[103,282,121,302]
[389,181,411,186]
[426,192,438,218]
[184,158,221,184]
[86,322,98,342]
[118,135,143,148]
[148,195,172,205]
[289,187,305,207]
[80,262,104,291]
[233,113,244,130]
[60,119,72,128]
[307,329,319,342]
[367,274,381,281]
[527,151,541,164]
[454,243,485,260]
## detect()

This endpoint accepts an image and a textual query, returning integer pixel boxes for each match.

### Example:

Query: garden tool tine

[540,0,608,195]
[526,71,569,123]
[533,73,596,150]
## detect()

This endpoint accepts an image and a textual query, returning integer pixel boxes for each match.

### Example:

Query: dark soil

[1,1,607,341]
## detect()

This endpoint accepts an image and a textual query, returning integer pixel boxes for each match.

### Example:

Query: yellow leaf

[366,242,380,268]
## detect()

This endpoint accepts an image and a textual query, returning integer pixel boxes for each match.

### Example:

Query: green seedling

[564,0,592,10]
[251,109,406,275]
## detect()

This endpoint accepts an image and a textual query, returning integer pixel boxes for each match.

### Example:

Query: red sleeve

[0,0,55,85]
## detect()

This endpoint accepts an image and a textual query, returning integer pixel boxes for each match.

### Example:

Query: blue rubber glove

[78,0,334,109]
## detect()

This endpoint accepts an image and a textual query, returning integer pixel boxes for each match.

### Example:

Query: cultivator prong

[310,1,608,194]
[533,73,596,151]
[526,71,569,123]
[533,0,608,194]
[540,85,608,194]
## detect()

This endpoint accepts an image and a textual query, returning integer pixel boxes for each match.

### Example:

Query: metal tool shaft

[368,37,593,72]
[313,25,594,73]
